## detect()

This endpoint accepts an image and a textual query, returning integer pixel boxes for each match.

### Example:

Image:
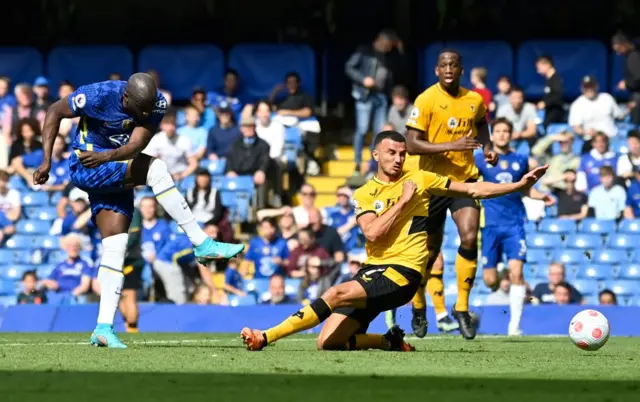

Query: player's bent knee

[483,269,498,289]
[459,232,478,249]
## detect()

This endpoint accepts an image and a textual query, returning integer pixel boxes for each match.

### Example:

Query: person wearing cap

[206,101,241,160]
[323,185,360,251]
[612,31,640,124]
[535,55,564,127]
[568,75,623,139]
[1,83,45,168]
[345,29,402,174]
[33,76,52,110]
[226,115,271,208]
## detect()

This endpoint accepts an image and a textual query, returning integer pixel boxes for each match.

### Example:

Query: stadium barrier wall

[0,304,638,335]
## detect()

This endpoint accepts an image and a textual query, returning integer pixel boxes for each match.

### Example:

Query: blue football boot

[194,238,244,263]
[90,323,128,348]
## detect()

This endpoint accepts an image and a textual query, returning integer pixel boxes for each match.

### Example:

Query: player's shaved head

[374,130,406,148]
[124,73,157,122]
[373,131,406,180]
[438,49,463,65]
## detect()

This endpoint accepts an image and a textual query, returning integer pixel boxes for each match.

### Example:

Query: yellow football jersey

[353,170,451,274]
[405,83,487,182]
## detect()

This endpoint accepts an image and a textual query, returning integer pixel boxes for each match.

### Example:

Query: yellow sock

[412,282,427,310]
[264,298,332,344]
[347,334,390,350]
[427,274,446,315]
[455,247,478,312]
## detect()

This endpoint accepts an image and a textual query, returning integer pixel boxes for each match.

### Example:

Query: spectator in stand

[12,134,69,191]
[0,209,15,244]
[139,197,171,265]
[324,185,359,252]
[387,85,413,135]
[146,69,172,105]
[255,100,285,161]
[224,261,247,297]
[485,269,510,306]
[242,218,289,279]
[535,55,564,127]
[292,183,317,227]
[178,106,208,161]
[17,270,47,304]
[588,166,626,220]
[57,81,79,139]
[33,76,52,110]
[490,75,512,113]
[1,84,45,168]
[186,169,233,242]
[599,289,617,306]
[576,133,618,192]
[531,262,582,304]
[208,69,244,120]
[0,170,20,221]
[496,86,538,154]
[346,29,398,174]
[470,67,492,108]
[296,255,336,303]
[177,88,216,131]
[617,130,640,180]
[552,282,573,305]
[261,274,295,305]
[624,166,640,218]
[532,132,580,191]
[143,114,198,181]
[286,228,330,278]
[225,116,271,209]
[8,118,42,164]
[40,233,93,296]
[569,75,623,140]
[554,169,589,220]
[60,188,100,257]
[108,73,121,81]
[207,102,241,160]
[612,31,640,125]
[308,208,345,263]
[337,256,363,284]
[271,72,314,119]
[0,76,16,121]
[279,209,299,251]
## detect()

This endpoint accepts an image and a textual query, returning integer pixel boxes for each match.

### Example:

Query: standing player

[405,49,498,339]
[476,118,554,335]
[33,74,244,348]
[240,131,546,351]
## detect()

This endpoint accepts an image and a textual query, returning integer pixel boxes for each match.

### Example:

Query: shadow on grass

[0,371,638,402]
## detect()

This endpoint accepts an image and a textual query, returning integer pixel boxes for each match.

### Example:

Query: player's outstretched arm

[33,99,75,184]
[357,181,417,242]
[406,128,481,156]
[442,166,548,200]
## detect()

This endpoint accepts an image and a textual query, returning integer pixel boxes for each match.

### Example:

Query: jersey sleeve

[406,93,432,132]
[68,84,102,117]
[148,92,168,128]
[352,187,376,218]
[421,171,451,196]
[474,96,488,123]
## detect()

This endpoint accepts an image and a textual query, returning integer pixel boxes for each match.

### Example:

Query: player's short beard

[381,163,401,180]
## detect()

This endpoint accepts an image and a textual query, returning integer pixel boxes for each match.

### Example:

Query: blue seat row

[527,248,637,265]
[526,233,640,250]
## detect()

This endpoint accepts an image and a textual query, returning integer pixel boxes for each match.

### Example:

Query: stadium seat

[421,41,513,90]
[564,234,602,250]
[178,175,195,192]
[245,279,270,295]
[284,279,301,296]
[516,40,607,99]
[33,236,60,250]
[552,249,588,265]
[442,235,460,248]
[228,44,316,101]
[138,45,224,101]
[618,264,640,280]
[24,206,57,220]
[606,233,640,250]
[572,279,599,296]
[545,123,571,135]
[47,249,65,264]
[607,280,640,297]
[47,46,133,87]
[534,264,550,279]
[0,47,43,86]
[582,294,599,306]
[21,191,49,207]
[228,294,257,306]
[16,220,51,235]
[618,219,640,234]
[1,265,37,281]
[4,235,35,249]
[221,176,254,193]
[0,295,16,306]
[469,294,486,307]
[50,191,63,206]
[524,221,537,234]
[0,279,16,296]
[612,137,629,154]
[579,218,617,234]
[36,264,56,279]
[591,249,628,265]
[526,233,562,249]
[200,159,226,176]
[285,127,303,148]
[538,219,577,234]
[442,248,457,265]
[8,175,28,191]
[526,248,550,264]
[564,264,580,279]
[576,264,613,280]
[443,270,457,282]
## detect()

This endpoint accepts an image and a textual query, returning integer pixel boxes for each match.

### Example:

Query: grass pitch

[0,333,638,402]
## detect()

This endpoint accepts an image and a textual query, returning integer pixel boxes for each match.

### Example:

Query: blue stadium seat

[1,265,37,281]
[24,206,57,220]
[8,175,28,191]
[47,46,133,87]
[552,249,588,265]
[50,191,63,206]
[607,280,640,297]
[443,270,457,282]
[516,40,607,99]
[4,235,35,249]
[33,236,60,250]
[0,295,16,306]
[618,264,640,280]
[16,220,51,235]
[591,249,628,265]
[0,47,43,86]
[229,44,316,102]
[527,248,550,264]
[564,233,602,249]
[534,264,550,279]
[564,264,580,279]
[524,221,537,234]
[612,137,629,154]
[245,279,269,295]
[47,249,65,264]
[526,233,562,249]
[219,191,237,209]
[200,159,226,176]
[469,294,486,307]
[524,263,538,278]
[221,176,254,193]
[284,279,301,296]
[607,233,640,250]
[538,219,577,234]
[21,191,49,207]
[0,279,15,296]
[285,127,303,148]
[580,219,617,234]
[178,175,195,192]
[421,41,513,91]
[618,219,640,234]
[442,248,458,265]
[37,264,56,279]
[442,235,460,248]
[572,279,599,296]
[576,264,613,280]
[228,294,257,306]
[582,294,599,306]
[545,123,571,135]
[138,45,224,101]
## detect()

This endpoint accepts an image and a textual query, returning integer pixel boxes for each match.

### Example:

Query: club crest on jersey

[499,160,509,170]
[122,119,134,130]
[512,162,521,171]
[109,133,130,146]
[447,117,458,129]
[373,200,384,213]
[410,107,419,118]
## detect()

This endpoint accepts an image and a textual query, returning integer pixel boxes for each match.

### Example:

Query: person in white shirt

[143,114,198,181]
[255,100,285,160]
[0,170,21,221]
[617,130,640,179]
[568,75,624,139]
[496,87,538,153]
[588,166,626,220]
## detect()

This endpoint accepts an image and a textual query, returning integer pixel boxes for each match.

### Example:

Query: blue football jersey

[156,234,195,265]
[67,80,167,152]
[475,151,529,227]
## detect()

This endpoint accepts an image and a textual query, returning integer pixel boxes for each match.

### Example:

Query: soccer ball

[568,309,610,351]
